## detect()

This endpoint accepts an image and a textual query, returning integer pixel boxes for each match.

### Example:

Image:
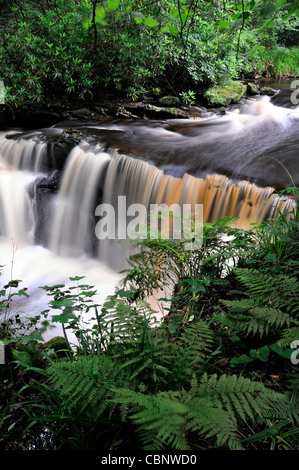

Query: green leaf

[69,276,85,281]
[270,343,293,359]
[144,16,158,27]
[230,18,243,31]
[230,354,254,366]
[51,313,77,323]
[275,0,286,7]
[133,12,144,24]
[12,350,32,368]
[107,0,120,11]
[116,289,133,298]
[50,299,74,308]
[218,20,231,28]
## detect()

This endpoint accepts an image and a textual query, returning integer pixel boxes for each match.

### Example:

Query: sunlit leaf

[107,0,120,11]
[219,20,230,28]
[144,16,158,27]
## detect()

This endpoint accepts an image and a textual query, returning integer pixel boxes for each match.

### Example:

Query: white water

[0,97,297,343]
[50,143,111,256]
[0,136,121,344]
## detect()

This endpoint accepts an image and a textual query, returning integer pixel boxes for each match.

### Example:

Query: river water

[0,90,298,342]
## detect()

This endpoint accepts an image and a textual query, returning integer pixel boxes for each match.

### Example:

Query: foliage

[1,188,298,450]
[1,0,299,106]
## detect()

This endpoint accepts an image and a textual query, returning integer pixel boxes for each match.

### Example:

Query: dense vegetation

[0,0,298,453]
[1,0,299,106]
[0,188,298,450]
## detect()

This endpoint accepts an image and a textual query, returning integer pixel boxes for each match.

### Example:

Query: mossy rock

[247,82,260,95]
[259,86,277,96]
[204,81,247,106]
[44,336,69,357]
[158,95,180,106]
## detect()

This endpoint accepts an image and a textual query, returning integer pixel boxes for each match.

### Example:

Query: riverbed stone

[123,102,189,119]
[247,82,260,95]
[158,96,180,106]
[260,86,277,96]
[204,81,247,106]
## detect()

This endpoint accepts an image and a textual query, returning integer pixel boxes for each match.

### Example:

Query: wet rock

[158,96,180,107]
[260,87,277,96]
[123,102,189,119]
[43,129,83,172]
[70,108,101,120]
[247,82,260,95]
[28,171,61,247]
[204,81,247,106]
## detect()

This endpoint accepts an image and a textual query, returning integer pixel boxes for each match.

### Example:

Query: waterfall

[0,97,297,339]
[0,132,46,172]
[50,143,111,256]
[0,133,46,245]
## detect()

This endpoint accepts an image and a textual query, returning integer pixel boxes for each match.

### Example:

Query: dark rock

[247,82,260,95]
[43,129,83,172]
[158,96,180,107]
[123,102,189,119]
[260,87,277,96]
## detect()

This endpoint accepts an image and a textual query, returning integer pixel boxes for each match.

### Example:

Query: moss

[260,86,277,96]
[204,81,247,106]
[158,96,180,106]
[247,82,260,95]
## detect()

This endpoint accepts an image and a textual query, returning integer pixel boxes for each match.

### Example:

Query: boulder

[247,82,260,95]
[260,86,277,96]
[158,96,180,107]
[123,102,189,119]
[204,81,247,106]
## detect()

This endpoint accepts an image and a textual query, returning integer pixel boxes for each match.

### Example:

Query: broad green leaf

[96,6,105,18]
[144,16,158,27]
[51,313,77,323]
[107,0,120,11]
[270,343,293,359]
[219,20,230,28]
[12,350,32,368]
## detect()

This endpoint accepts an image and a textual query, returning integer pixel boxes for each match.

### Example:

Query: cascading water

[0,94,297,341]
[50,142,111,257]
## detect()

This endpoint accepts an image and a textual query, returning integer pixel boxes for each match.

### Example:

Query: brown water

[0,93,297,339]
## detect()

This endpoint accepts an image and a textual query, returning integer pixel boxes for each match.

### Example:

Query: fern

[170,321,215,385]
[114,388,188,450]
[182,393,241,449]
[234,268,299,314]
[219,268,299,339]
[182,373,289,449]
[196,373,287,423]
[46,356,127,419]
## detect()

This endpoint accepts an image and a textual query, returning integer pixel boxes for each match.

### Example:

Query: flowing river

[0,90,298,341]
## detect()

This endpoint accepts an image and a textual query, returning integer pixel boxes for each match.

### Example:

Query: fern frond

[171,321,215,379]
[114,388,188,450]
[220,268,299,338]
[221,299,293,338]
[234,268,299,316]
[183,394,241,449]
[278,326,299,348]
[197,373,288,423]
[46,356,126,419]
